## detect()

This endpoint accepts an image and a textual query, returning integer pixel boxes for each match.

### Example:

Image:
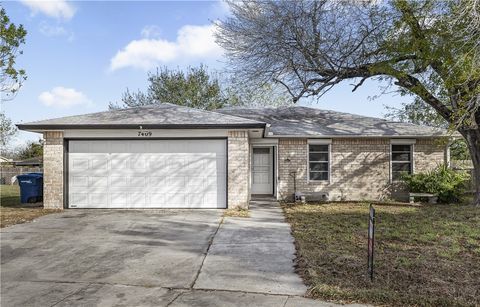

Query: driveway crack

[165,290,184,307]
[49,282,92,307]
[189,216,224,288]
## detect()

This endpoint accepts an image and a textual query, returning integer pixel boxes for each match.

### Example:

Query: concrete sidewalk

[194,199,307,295]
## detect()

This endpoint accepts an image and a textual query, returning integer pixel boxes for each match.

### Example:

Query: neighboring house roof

[14,156,43,166]
[16,103,265,130]
[216,106,449,137]
[0,156,12,163]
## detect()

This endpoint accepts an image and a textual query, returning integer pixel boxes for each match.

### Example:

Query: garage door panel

[111,193,127,206]
[71,193,88,206]
[72,159,89,171]
[148,158,165,170]
[110,158,127,170]
[149,176,165,188]
[69,139,226,209]
[129,176,146,187]
[129,193,146,207]
[166,176,186,193]
[110,176,127,188]
[71,176,88,187]
[167,193,186,207]
[89,193,108,205]
[91,158,108,170]
[89,176,108,187]
[149,193,166,206]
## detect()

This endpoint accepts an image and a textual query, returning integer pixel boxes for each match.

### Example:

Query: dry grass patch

[0,185,59,228]
[1,207,60,228]
[283,202,480,307]
[223,208,250,218]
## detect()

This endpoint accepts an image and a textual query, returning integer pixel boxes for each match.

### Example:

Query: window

[309,144,329,181]
[391,144,413,181]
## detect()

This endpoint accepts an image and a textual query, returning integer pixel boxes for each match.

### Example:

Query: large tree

[216,0,480,205]
[1,6,27,151]
[1,6,27,98]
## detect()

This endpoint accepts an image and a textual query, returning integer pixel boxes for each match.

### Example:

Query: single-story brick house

[17,104,449,209]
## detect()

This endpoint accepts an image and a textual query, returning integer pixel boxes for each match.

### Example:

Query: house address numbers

[137,130,153,137]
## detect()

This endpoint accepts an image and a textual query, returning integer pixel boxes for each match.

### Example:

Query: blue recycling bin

[17,173,44,203]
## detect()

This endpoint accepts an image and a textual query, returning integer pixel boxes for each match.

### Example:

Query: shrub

[401,165,470,203]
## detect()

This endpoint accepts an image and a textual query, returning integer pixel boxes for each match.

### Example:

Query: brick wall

[227,131,250,209]
[414,138,447,172]
[43,131,64,209]
[278,138,446,201]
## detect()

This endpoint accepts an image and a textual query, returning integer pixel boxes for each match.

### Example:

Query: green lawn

[0,185,59,228]
[0,184,22,207]
[283,203,480,307]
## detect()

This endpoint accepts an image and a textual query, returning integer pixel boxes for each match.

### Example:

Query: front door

[251,147,273,195]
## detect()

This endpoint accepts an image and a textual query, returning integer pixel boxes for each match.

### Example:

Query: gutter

[16,123,267,131]
[264,134,456,138]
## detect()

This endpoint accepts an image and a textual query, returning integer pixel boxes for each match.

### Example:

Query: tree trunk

[462,128,480,206]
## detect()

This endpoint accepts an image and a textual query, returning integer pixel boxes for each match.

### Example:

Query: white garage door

[68,139,227,209]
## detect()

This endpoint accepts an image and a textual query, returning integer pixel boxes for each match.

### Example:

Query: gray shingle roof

[17,103,449,137]
[216,106,448,137]
[17,103,265,130]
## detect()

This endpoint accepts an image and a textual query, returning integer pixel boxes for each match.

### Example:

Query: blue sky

[2,0,412,147]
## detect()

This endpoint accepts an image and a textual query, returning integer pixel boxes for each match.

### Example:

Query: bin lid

[17,173,44,179]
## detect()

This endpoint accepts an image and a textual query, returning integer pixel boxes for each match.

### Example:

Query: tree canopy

[216,0,480,205]
[110,65,292,110]
[16,139,43,160]
[1,6,27,98]
[0,111,16,147]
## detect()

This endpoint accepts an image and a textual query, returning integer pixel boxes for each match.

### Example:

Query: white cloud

[110,24,223,71]
[141,25,162,39]
[39,87,92,108]
[20,0,76,21]
[39,22,74,41]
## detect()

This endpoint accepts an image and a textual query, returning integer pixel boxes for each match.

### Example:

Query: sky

[2,0,413,147]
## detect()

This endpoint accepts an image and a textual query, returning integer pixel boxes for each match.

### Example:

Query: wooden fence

[0,167,43,185]
[451,160,476,193]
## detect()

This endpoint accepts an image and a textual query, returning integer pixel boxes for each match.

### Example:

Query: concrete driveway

[1,201,361,306]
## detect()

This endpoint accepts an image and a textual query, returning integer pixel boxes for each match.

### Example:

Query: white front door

[251,147,273,195]
[68,139,226,209]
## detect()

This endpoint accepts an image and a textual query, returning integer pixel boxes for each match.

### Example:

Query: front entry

[251,147,274,195]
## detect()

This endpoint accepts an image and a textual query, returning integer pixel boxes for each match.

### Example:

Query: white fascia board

[390,138,416,145]
[63,129,231,138]
[308,138,332,144]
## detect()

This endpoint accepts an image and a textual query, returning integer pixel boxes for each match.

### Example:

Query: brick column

[43,131,64,209]
[227,131,250,209]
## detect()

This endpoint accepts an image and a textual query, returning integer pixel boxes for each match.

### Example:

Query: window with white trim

[391,144,413,181]
[309,144,329,181]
